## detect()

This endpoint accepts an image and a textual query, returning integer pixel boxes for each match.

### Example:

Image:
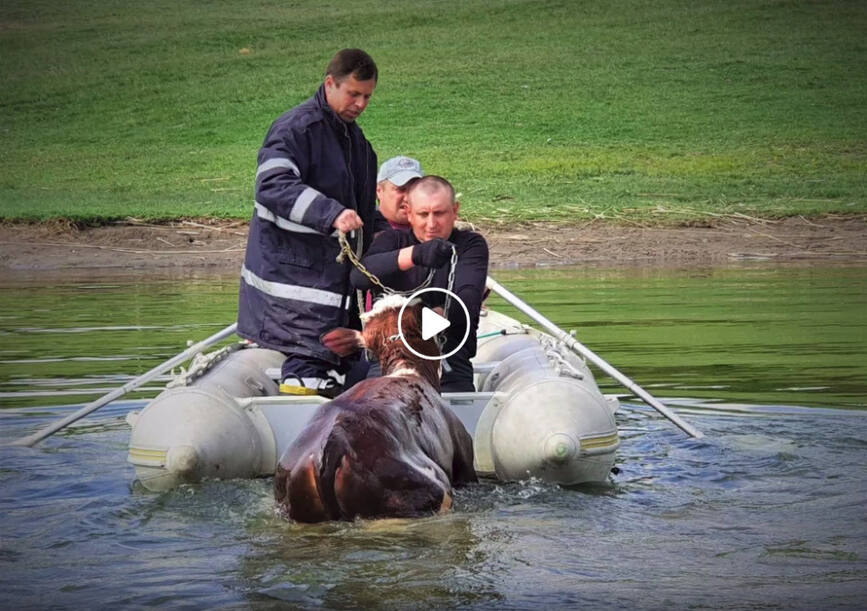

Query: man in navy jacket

[238,48,388,397]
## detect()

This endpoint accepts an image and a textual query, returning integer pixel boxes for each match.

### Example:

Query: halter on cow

[274,295,477,522]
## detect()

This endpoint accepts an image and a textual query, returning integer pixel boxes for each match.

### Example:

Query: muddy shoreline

[1,215,865,278]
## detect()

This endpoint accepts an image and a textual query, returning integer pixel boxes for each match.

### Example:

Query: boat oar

[7,322,239,448]
[486,276,705,439]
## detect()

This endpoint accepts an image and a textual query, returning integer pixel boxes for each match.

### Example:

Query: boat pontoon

[126,308,621,491]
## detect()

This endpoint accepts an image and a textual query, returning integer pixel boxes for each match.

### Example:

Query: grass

[1,0,866,224]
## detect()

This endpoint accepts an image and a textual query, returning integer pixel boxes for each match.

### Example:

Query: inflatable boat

[126,307,621,491]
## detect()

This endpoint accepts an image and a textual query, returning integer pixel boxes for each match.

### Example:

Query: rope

[167,341,245,388]
[546,348,585,380]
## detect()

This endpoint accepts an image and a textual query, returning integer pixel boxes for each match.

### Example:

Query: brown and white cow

[274,295,477,523]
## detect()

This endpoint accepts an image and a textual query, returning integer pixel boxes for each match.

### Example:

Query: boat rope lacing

[166,341,245,388]
[545,348,585,380]
[533,332,587,380]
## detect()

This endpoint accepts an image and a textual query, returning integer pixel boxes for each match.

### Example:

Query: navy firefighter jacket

[237,84,386,364]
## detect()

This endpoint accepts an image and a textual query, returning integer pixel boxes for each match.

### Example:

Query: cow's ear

[321,328,364,356]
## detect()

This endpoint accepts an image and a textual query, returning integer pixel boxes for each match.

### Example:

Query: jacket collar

[315,84,351,133]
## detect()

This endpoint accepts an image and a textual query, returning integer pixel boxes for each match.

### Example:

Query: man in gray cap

[375,156,423,229]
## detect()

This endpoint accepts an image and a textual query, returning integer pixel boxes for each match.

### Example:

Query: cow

[274,294,477,522]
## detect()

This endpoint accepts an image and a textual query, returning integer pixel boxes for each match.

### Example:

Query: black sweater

[350,228,489,391]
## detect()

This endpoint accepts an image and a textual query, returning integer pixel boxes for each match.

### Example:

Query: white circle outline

[397,288,470,361]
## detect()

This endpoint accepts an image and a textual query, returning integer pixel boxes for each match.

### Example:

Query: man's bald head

[408,175,456,206]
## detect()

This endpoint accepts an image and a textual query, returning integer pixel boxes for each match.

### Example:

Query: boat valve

[166,445,200,475]
[544,433,578,464]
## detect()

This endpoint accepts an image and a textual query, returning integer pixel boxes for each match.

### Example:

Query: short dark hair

[325,48,378,83]
[408,175,456,205]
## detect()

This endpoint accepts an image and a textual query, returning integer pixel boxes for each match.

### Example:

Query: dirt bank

[1,215,865,276]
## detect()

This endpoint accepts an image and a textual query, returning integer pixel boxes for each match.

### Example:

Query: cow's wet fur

[275,296,477,522]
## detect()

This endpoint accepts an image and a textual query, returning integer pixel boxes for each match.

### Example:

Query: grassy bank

[1,0,865,224]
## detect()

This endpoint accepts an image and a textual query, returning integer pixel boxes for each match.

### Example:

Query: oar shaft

[9,323,238,447]
[486,277,704,439]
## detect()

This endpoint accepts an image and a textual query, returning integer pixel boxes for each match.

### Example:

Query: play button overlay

[397,287,471,361]
[421,306,450,340]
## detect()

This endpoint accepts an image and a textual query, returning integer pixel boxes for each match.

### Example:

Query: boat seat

[265,361,502,381]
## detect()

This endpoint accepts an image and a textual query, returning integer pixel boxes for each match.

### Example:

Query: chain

[441,245,458,323]
[353,227,365,326]
[436,245,458,353]
[336,231,458,356]
[337,231,392,293]
[336,231,435,297]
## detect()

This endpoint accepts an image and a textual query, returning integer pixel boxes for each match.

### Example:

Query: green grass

[1,0,866,223]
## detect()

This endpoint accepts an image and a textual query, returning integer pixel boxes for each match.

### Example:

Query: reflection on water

[1,265,866,608]
[487,265,867,410]
[2,265,865,411]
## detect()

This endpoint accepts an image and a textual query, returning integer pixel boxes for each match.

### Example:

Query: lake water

[1,265,866,609]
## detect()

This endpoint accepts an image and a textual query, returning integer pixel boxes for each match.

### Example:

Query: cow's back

[274,374,475,522]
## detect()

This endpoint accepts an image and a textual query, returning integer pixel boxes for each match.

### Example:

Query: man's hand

[333,209,363,233]
[411,238,454,268]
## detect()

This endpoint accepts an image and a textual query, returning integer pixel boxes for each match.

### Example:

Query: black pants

[280,354,358,383]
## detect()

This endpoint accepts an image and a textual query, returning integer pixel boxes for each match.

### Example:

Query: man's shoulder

[452,228,489,251]
[373,227,416,247]
[271,96,328,134]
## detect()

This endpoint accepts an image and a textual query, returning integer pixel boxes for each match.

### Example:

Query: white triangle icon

[421,307,451,341]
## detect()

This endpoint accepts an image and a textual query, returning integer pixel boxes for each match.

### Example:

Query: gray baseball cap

[376,156,424,187]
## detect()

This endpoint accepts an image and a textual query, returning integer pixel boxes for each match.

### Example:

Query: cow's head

[322,295,441,389]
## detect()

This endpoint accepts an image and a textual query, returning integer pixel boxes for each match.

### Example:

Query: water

[1,265,866,609]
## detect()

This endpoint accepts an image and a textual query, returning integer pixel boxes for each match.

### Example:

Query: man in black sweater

[350,176,489,391]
